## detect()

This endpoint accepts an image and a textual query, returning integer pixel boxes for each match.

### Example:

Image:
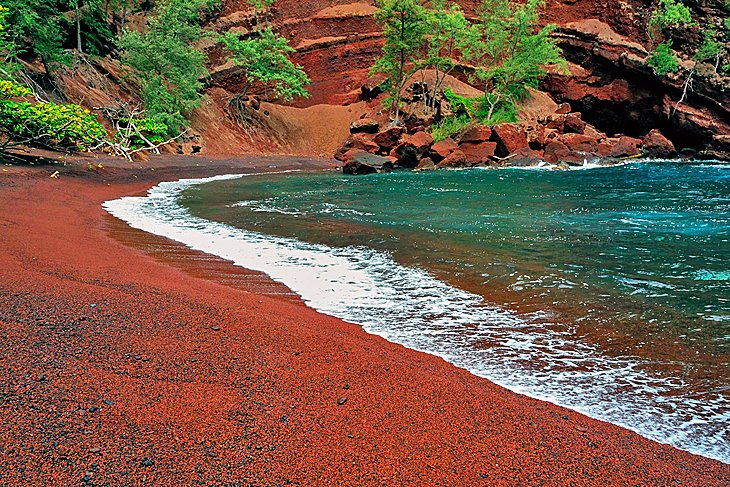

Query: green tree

[119,0,210,133]
[67,0,114,55]
[466,0,565,123]
[418,1,473,113]
[2,0,68,71]
[371,0,429,124]
[220,27,309,102]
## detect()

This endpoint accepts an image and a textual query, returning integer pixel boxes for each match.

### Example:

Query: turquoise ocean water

[105,161,730,462]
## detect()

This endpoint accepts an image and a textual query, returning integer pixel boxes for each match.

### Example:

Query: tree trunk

[75,1,82,53]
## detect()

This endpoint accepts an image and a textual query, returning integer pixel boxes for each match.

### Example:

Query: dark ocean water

[105,161,730,462]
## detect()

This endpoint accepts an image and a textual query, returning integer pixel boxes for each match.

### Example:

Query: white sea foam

[103,173,730,464]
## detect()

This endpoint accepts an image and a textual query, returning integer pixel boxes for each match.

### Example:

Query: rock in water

[642,129,676,158]
[609,136,643,158]
[341,150,394,175]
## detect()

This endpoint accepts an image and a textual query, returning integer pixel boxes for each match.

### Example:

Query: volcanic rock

[456,125,492,144]
[492,124,529,157]
[360,74,388,99]
[609,136,642,158]
[555,102,572,114]
[507,147,545,167]
[341,150,393,175]
[435,149,467,169]
[642,129,676,158]
[564,113,587,134]
[558,133,602,153]
[459,142,497,165]
[544,141,584,165]
[334,134,379,160]
[373,126,405,152]
[415,157,436,171]
[430,138,458,161]
[350,118,380,134]
[393,131,434,167]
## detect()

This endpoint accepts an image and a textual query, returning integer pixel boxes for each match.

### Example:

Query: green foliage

[418,1,474,111]
[694,30,721,63]
[372,0,430,122]
[0,78,106,151]
[429,114,469,142]
[648,41,680,75]
[442,88,517,126]
[0,4,20,79]
[65,0,114,55]
[117,116,169,148]
[650,0,693,34]
[442,88,476,116]
[2,0,69,69]
[0,78,29,96]
[466,0,565,122]
[119,0,210,133]
[220,27,309,101]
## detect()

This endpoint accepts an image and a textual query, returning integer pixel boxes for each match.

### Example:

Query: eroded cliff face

[202,0,727,158]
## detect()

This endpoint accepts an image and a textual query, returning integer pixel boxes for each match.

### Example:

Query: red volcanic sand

[0,156,728,486]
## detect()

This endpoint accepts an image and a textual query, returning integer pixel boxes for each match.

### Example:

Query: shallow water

[104,162,730,463]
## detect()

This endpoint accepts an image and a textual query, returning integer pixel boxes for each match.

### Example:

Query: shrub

[0,80,106,151]
[430,115,470,142]
[648,41,680,75]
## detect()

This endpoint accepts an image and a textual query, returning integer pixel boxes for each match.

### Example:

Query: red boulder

[435,149,468,169]
[430,138,458,161]
[642,129,676,158]
[492,123,529,156]
[459,141,497,165]
[456,124,492,143]
[609,136,643,158]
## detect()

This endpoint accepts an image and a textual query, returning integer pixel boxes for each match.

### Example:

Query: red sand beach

[0,155,728,486]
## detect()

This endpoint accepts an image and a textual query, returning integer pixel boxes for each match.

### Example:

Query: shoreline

[1,155,728,485]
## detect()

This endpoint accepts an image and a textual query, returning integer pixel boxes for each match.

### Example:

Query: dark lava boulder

[393,131,434,167]
[350,118,380,134]
[341,150,394,175]
[360,74,388,100]
[507,147,545,167]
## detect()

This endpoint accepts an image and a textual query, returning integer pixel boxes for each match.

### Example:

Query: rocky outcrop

[335,92,683,172]
[542,18,730,159]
